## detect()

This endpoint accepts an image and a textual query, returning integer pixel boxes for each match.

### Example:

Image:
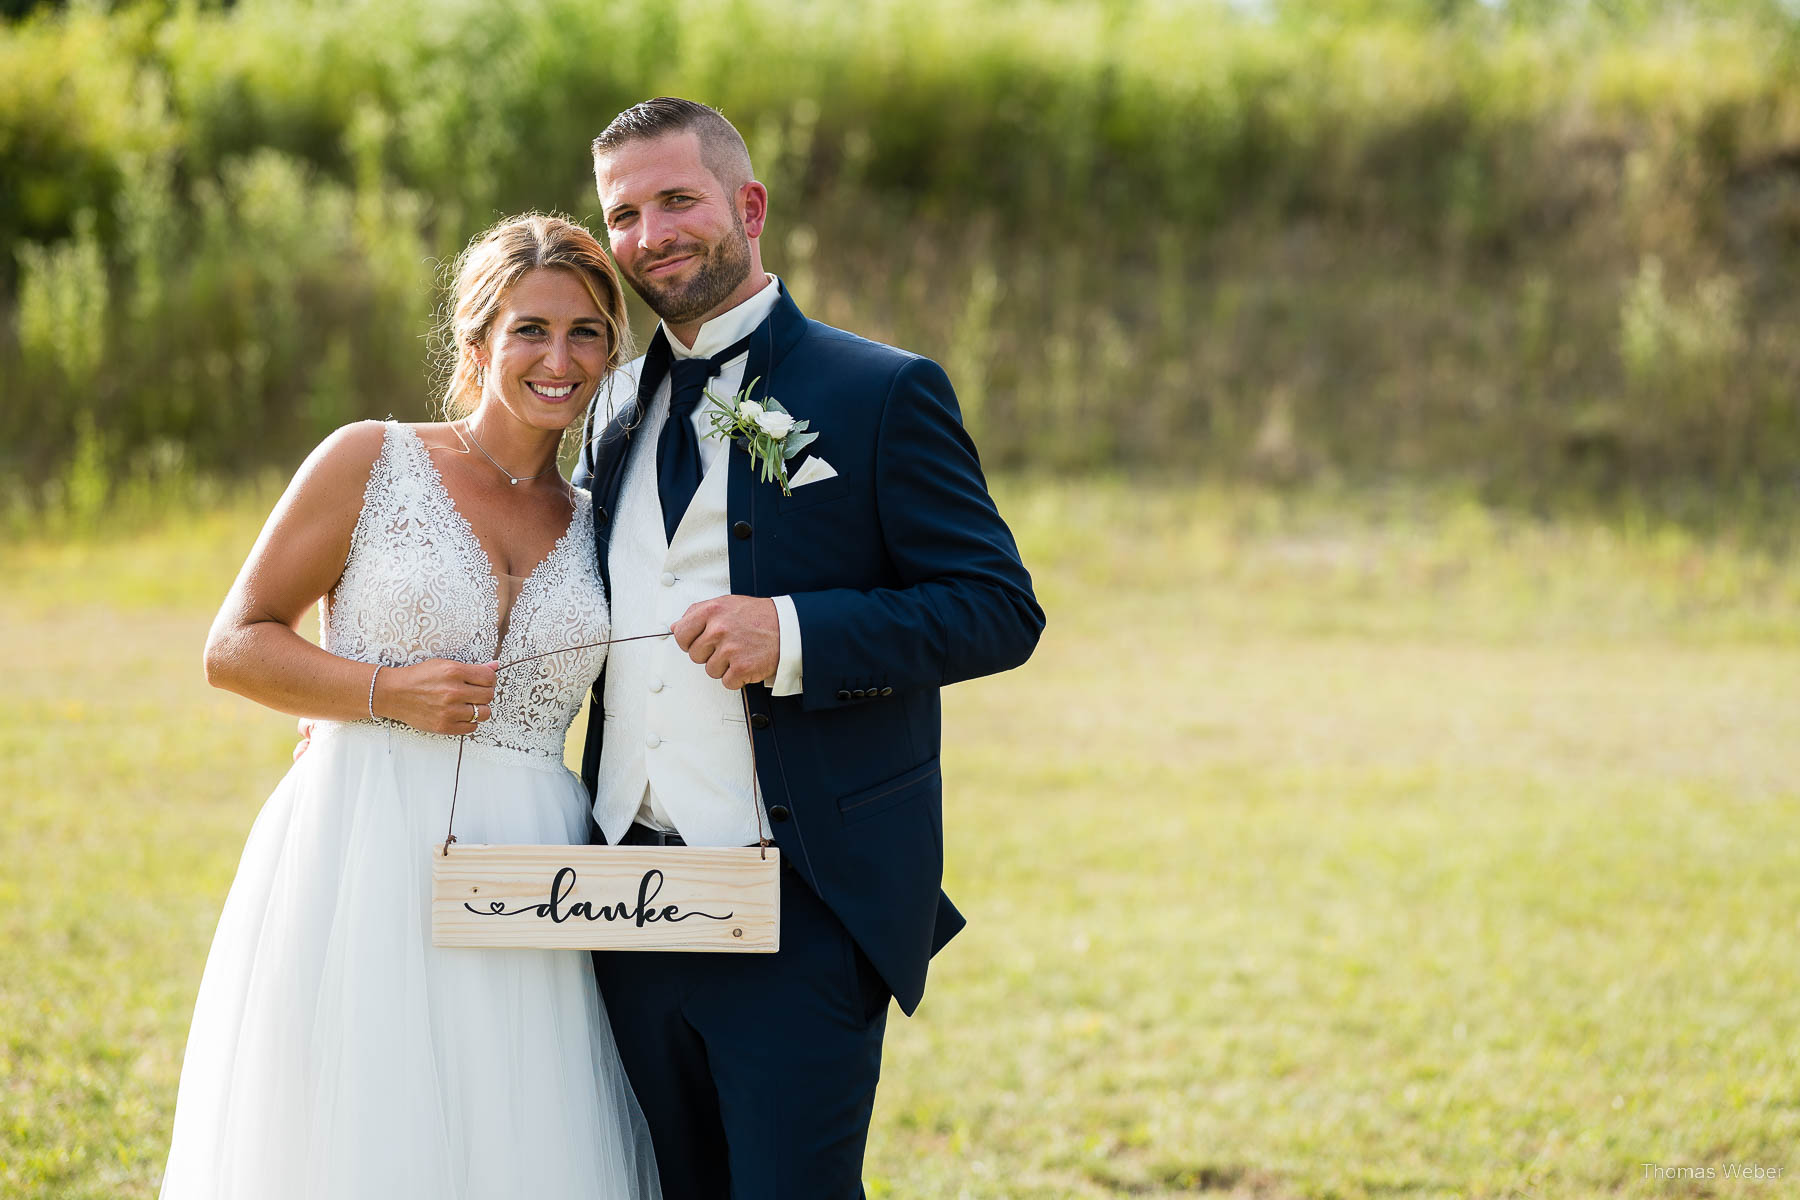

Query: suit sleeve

[788,357,1045,710]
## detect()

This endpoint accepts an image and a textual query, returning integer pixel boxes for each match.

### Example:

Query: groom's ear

[738,181,768,240]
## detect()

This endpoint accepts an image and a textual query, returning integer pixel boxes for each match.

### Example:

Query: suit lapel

[728,284,811,595]
[591,286,809,597]
[591,329,673,596]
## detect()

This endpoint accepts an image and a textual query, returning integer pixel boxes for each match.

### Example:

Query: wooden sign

[431,844,780,952]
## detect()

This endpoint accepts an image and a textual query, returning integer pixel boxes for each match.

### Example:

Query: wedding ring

[470,702,481,724]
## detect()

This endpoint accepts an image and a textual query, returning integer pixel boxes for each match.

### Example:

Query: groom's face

[595,131,755,329]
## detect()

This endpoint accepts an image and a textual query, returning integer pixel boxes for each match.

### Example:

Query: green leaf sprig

[701,377,820,495]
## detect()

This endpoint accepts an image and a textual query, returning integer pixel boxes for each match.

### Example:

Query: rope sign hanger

[426,629,784,954]
[438,630,773,858]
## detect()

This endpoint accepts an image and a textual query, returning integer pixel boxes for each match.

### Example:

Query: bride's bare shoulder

[397,420,463,453]
[291,420,391,493]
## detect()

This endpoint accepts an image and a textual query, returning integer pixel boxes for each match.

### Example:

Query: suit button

[750,713,770,730]
[645,734,661,749]
[851,689,867,699]
[659,572,675,587]
[768,805,791,822]
[879,687,893,697]
[648,679,664,694]
[835,690,852,702]
[732,521,752,540]
[595,506,608,525]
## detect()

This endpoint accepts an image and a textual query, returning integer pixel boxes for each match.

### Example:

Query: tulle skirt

[160,721,660,1200]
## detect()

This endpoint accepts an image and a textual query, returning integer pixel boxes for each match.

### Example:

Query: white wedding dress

[161,422,660,1200]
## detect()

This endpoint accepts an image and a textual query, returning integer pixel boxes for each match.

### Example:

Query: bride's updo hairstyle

[436,213,632,418]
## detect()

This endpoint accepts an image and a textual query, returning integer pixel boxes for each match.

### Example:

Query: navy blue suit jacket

[573,285,1044,1015]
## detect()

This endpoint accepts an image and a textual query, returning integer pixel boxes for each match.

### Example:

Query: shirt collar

[665,274,782,361]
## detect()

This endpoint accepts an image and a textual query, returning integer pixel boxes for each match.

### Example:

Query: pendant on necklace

[509,477,520,485]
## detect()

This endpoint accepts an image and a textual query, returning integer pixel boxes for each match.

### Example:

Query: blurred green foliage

[4,0,1800,516]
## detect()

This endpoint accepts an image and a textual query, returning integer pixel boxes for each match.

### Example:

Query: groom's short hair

[592,98,754,193]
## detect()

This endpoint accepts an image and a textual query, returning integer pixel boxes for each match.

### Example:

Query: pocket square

[789,455,839,488]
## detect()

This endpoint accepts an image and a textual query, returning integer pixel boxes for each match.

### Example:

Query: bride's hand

[372,659,500,735]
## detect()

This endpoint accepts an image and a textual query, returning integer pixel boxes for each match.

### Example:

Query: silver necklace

[461,419,556,486]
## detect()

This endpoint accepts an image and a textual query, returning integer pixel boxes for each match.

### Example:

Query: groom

[574,97,1044,1199]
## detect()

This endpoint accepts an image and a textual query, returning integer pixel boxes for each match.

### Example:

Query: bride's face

[476,267,611,432]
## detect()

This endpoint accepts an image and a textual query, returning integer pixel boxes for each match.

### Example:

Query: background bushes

[5,0,1800,518]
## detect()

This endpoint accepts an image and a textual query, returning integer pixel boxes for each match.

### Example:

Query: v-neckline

[394,423,579,655]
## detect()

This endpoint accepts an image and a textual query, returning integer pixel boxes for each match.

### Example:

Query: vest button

[595,506,608,525]
[732,521,753,540]
[659,572,675,587]
[645,734,661,749]
[750,713,770,730]
[768,805,791,822]
[648,679,664,693]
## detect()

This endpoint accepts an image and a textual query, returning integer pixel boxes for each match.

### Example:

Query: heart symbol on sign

[490,901,506,913]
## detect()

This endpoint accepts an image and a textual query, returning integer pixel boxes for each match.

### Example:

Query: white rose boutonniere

[703,377,819,495]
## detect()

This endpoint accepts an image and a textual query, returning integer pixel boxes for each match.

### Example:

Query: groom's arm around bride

[575,97,1043,1200]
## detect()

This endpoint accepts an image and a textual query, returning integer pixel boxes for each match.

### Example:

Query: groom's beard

[624,215,753,327]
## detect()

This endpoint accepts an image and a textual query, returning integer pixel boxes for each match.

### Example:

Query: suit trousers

[592,862,891,1200]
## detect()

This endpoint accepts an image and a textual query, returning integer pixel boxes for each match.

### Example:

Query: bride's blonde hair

[434,213,632,418]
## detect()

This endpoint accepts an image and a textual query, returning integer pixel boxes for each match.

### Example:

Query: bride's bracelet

[367,665,382,721]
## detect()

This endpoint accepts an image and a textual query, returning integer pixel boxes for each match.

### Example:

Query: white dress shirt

[661,274,804,698]
[614,274,802,836]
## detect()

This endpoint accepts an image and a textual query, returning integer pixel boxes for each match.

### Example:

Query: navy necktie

[656,333,755,543]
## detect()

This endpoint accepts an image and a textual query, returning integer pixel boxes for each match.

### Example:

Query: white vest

[593,390,769,847]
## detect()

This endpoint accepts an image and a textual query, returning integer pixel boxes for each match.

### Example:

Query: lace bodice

[323,422,609,762]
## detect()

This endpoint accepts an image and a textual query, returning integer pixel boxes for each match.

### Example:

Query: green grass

[3,481,1798,1198]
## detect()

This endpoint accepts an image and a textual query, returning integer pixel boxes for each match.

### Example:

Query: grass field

[3,481,1798,1198]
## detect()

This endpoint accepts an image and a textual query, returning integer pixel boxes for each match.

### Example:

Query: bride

[160,214,660,1199]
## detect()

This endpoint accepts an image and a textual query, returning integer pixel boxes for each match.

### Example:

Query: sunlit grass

[3,481,1798,1198]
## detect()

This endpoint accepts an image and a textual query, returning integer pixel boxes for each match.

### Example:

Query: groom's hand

[672,596,780,690]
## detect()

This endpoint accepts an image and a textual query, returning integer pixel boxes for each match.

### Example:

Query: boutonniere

[702,378,820,495]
